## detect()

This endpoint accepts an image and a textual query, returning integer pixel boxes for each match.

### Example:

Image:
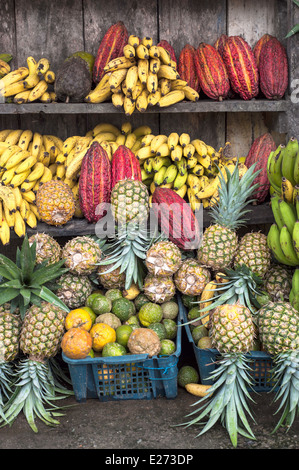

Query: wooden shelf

[0,99,288,115]
[12,202,274,240]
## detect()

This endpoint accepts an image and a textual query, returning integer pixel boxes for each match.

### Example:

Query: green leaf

[30,260,68,287]
[0,279,22,289]
[19,236,35,283]
[0,255,22,281]
[31,286,69,312]
[286,23,299,38]
[20,288,31,308]
[0,288,19,305]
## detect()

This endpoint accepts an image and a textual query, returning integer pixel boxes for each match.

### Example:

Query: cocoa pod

[111,145,142,189]
[157,39,177,64]
[259,36,288,100]
[178,44,200,92]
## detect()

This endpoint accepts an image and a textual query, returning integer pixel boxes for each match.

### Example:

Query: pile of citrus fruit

[61,288,180,360]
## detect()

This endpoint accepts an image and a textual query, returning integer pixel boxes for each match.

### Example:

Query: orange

[61,328,92,359]
[65,308,93,331]
[90,322,116,351]
[98,364,114,382]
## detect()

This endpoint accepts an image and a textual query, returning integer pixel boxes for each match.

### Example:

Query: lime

[105,289,123,302]
[191,325,208,343]
[182,294,197,309]
[162,318,177,339]
[177,365,199,387]
[102,342,127,357]
[81,306,97,324]
[138,302,163,327]
[197,336,212,349]
[116,325,133,348]
[112,298,135,322]
[161,301,179,320]
[125,315,140,326]
[159,339,176,356]
[86,292,102,308]
[148,322,167,341]
[91,294,112,315]
[134,293,150,311]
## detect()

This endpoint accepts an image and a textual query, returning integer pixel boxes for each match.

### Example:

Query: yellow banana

[124,133,137,149]
[109,68,128,90]
[154,166,168,186]
[14,155,37,174]
[26,56,37,75]
[0,218,10,245]
[3,203,15,227]
[40,91,51,103]
[115,134,126,145]
[36,58,50,76]
[0,142,9,156]
[149,57,160,75]
[20,198,30,220]
[55,152,67,166]
[131,139,142,154]
[13,210,26,237]
[157,65,179,80]
[0,185,16,212]
[188,189,202,212]
[26,161,45,182]
[156,142,170,157]
[31,132,43,158]
[159,78,172,96]
[0,130,12,142]
[123,44,136,58]
[27,80,48,102]
[62,136,79,156]
[12,186,22,209]
[186,155,198,170]
[157,89,185,107]
[65,147,89,180]
[0,67,29,88]
[10,169,31,187]
[4,149,30,170]
[21,190,36,204]
[136,44,149,59]
[141,134,155,147]
[136,145,154,161]
[23,73,40,89]
[92,132,117,145]
[142,37,153,49]
[147,89,161,106]
[281,176,294,204]
[125,65,138,93]
[157,47,172,66]
[179,133,191,148]
[93,123,120,137]
[192,139,208,157]
[171,79,188,90]
[5,130,23,146]
[39,166,53,184]
[29,203,40,220]
[1,80,28,97]
[146,71,158,94]
[121,121,132,135]
[197,154,213,170]
[25,209,37,229]
[167,133,180,151]
[174,184,187,199]
[191,163,204,175]
[128,35,140,48]
[111,91,124,110]
[44,70,55,84]
[136,89,149,112]
[0,59,10,77]
[84,84,112,103]
[13,90,31,104]
[20,179,37,192]
[1,167,17,185]
[49,91,57,102]
[144,157,154,174]
[123,96,136,117]
[162,164,178,184]
[171,145,183,162]
[182,85,199,101]
[173,170,188,190]
[18,130,33,151]
[149,45,160,58]
[150,135,167,154]
[137,59,149,85]
[103,56,136,73]
[131,80,144,101]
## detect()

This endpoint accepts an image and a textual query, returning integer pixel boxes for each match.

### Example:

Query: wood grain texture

[0,1,17,68]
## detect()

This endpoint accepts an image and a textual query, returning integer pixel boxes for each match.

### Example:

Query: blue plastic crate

[182,303,277,393]
[62,295,184,402]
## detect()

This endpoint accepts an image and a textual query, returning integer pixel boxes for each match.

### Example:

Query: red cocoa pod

[79,142,111,222]
[93,21,129,84]
[245,133,276,203]
[214,34,228,58]
[151,187,200,250]
[111,145,142,188]
[253,34,274,67]
[178,44,200,92]
[157,39,177,64]
[259,36,288,100]
[222,36,259,100]
[194,43,230,101]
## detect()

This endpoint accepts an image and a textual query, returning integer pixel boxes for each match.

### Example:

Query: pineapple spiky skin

[145,240,182,277]
[110,179,149,225]
[234,232,271,279]
[257,301,299,355]
[174,258,211,296]
[0,312,21,362]
[263,265,293,301]
[97,261,126,289]
[36,180,75,226]
[143,274,176,304]
[29,233,61,265]
[210,304,255,353]
[62,236,102,275]
[56,273,93,309]
[20,302,66,361]
[197,224,238,272]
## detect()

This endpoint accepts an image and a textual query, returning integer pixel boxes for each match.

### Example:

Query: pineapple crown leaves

[210,161,261,230]
[286,0,299,38]
[0,235,69,318]
[178,353,256,447]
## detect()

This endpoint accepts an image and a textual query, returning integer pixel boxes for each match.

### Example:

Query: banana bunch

[267,136,299,203]
[0,56,56,104]
[136,131,245,211]
[84,35,199,112]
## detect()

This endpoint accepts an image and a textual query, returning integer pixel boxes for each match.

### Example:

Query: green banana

[278,199,297,234]
[162,164,178,184]
[291,268,299,295]
[0,54,13,63]
[144,157,154,174]
[175,157,187,176]
[267,151,282,194]
[154,166,168,186]
[270,195,285,231]
[292,221,299,257]
[281,137,299,186]
[152,156,172,173]
[173,170,188,190]
[272,144,285,184]
[293,150,299,184]
[280,225,299,265]
[267,223,297,266]
[289,288,294,304]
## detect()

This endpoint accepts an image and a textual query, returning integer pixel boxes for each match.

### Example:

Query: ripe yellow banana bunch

[85,35,199,112]
[0,56,56,103]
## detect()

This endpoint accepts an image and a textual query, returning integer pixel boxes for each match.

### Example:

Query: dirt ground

[0,336,298,452]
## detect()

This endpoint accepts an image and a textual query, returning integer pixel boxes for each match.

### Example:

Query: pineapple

[110,179,149,225]
[263,264,292,301]
[234,232,271,278]
[143,274,176,304]
[2,302,69,432]
[145,240,182,277]
[29,232,61,265]
[97,261,126,289]
[36,180,75,226]
[181,303,256,447]
[257,301,299,432]
[174,258,211,296]
[62,236,102,275]
[56,273,93,309]
[197,162,259,271]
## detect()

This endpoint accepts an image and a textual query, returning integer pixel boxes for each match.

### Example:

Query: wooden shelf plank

[0,100,288,115]
[11,202,274,240]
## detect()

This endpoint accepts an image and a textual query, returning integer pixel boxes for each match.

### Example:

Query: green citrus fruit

[139,302,163,327]
[102,342,127,357]
[86,292,101,308]
[112,298,135,322]
[177,365,199,387]
[191,325,208,343]
[161,301,179,320]
[162,318,177,339]
[197,336,212,349]
[159,339,176,356]
[148,322,167,340]
[134,293,150,311]
[91,294,112,315]
[87,349,95,358]
[81,306,97,324]
[105,289,123,302]
[116,325,133,348]
[182,294,197,309]
[125,315,140,327]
